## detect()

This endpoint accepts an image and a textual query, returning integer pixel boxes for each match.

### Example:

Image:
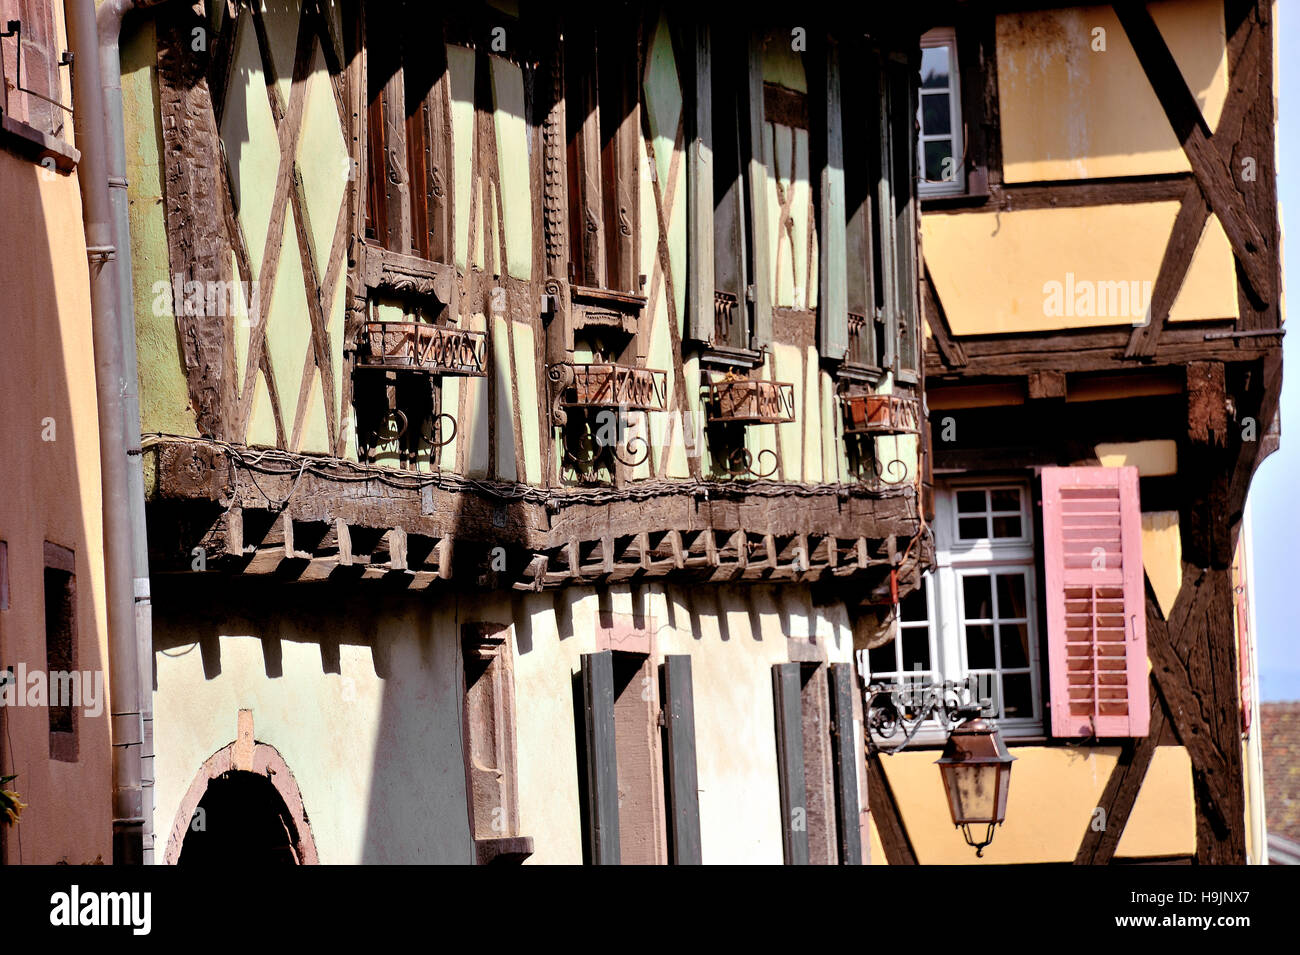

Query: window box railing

[706,376,796,425]
[841,393,920,436]
[551,363,669,413]
[356,321,487,377]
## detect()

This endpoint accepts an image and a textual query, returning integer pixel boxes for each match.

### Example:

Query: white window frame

[917,27,964,198]
[863,480,1045,743]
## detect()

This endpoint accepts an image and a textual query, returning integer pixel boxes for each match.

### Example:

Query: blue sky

[1250,8,1299,701]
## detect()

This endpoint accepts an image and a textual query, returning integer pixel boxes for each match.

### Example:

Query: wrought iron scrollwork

[721,446,778,480]
[865,676,989,754]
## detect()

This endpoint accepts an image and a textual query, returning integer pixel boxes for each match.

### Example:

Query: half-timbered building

[123,0,931,864]
[863,0,1281,864]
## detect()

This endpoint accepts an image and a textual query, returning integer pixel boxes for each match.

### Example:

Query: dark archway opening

[177,771,304,865]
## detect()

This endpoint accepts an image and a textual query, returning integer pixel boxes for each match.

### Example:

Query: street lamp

[934,715,1016,857]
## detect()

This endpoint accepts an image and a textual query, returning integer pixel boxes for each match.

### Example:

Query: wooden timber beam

[1114,1,1272,306]
[866,752,918,865]
[1125,4,1265,357]
[1073,671,1169,864]
[921,263,967,370]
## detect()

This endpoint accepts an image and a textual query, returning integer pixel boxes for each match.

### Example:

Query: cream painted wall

[996,0,1229,182]
[0,151,112,864]
[152,578,862,865]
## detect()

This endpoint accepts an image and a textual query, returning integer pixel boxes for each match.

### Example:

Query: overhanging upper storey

[130,2,937,600]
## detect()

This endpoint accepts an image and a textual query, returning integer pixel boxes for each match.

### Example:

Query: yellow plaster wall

[922,203,1238,335]
[871,743,1195,863]
[0,153,112,864]
[996,0,1229,182]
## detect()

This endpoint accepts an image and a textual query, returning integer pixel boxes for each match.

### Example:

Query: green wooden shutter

[662,655,703,864]
[889,60,920,382]
[686,23,715,344]
[746,28,772,350]
[581,651,620,864]
[875,54,898,373]
[828,663,863,865]
[818,38,849,361]
[772,663,809,864]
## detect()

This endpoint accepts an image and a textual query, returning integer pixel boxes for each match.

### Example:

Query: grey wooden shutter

[746,28,773,350]
[889,60,920,382]
[875,54,897,373]
[581,651,620,864]
[662,655,703,864]
[686,23,715,344]
[828,663,863,865]
[772,663,809,864]
[818,39,849,361]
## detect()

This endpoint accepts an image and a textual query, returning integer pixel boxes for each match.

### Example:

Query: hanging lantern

[934,717,1015,857]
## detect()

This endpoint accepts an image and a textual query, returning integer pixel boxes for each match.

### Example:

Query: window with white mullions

[957,568,1039,724]
[863,480,1045,742]
[955,486,1028,543]
[917,28,963,197]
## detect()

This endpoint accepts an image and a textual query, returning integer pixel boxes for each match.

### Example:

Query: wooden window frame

[862,479,1045,742]
[918,27,965,199]
[823,43,921,386]
[687,21,771,368]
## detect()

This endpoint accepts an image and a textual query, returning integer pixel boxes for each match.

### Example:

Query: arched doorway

[178,770,303,864]
[165,740,318,864]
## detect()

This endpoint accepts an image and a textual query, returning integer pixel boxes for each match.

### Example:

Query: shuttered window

[578,650,701,865]
[686,23,772,355]
[1042,466,1149,738]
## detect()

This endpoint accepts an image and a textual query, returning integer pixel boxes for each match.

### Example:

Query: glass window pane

[957,516,987,540]
[991,515,1022,539]
[1002,673,1034,719]
[999,623,1030,669]
[990,488,1020,512]
[921,92,951,136]
[921,45,950,89]
[956,490,985,513]
[923,139,954,183]
[962,575,993,619]
[901,630,931,672]
[868,643,895,676]
[965,624,995,669]
[900,580,929,622]
[996,573,1028,619]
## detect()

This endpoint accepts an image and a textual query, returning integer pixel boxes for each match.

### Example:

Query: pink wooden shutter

[1042,466,1149,738]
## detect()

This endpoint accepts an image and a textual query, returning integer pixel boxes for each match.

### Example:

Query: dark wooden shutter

[661,655,702,864]
[772,663,809,864]
[747,28,773,349]
[818,39,849,361]
[886,60,920,382]
[1042,466,1149,738]
[581,650,620,863]
[686,22,715,344]
[828,663,863,865]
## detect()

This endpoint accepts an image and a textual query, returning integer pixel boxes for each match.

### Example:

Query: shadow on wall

[152,575,473,863]
[0,153,109,863]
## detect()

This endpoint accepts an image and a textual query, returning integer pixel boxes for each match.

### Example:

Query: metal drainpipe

[65,0,145,865]
[95,0,176,868]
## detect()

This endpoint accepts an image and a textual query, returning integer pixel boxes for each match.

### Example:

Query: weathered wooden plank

[662,655,703,864]
[828,663,862,865]
[772,663,809,865]
[818,38,849,361]
[581,651,620,865]
[747,27,773,349]
[685,22,714,344]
